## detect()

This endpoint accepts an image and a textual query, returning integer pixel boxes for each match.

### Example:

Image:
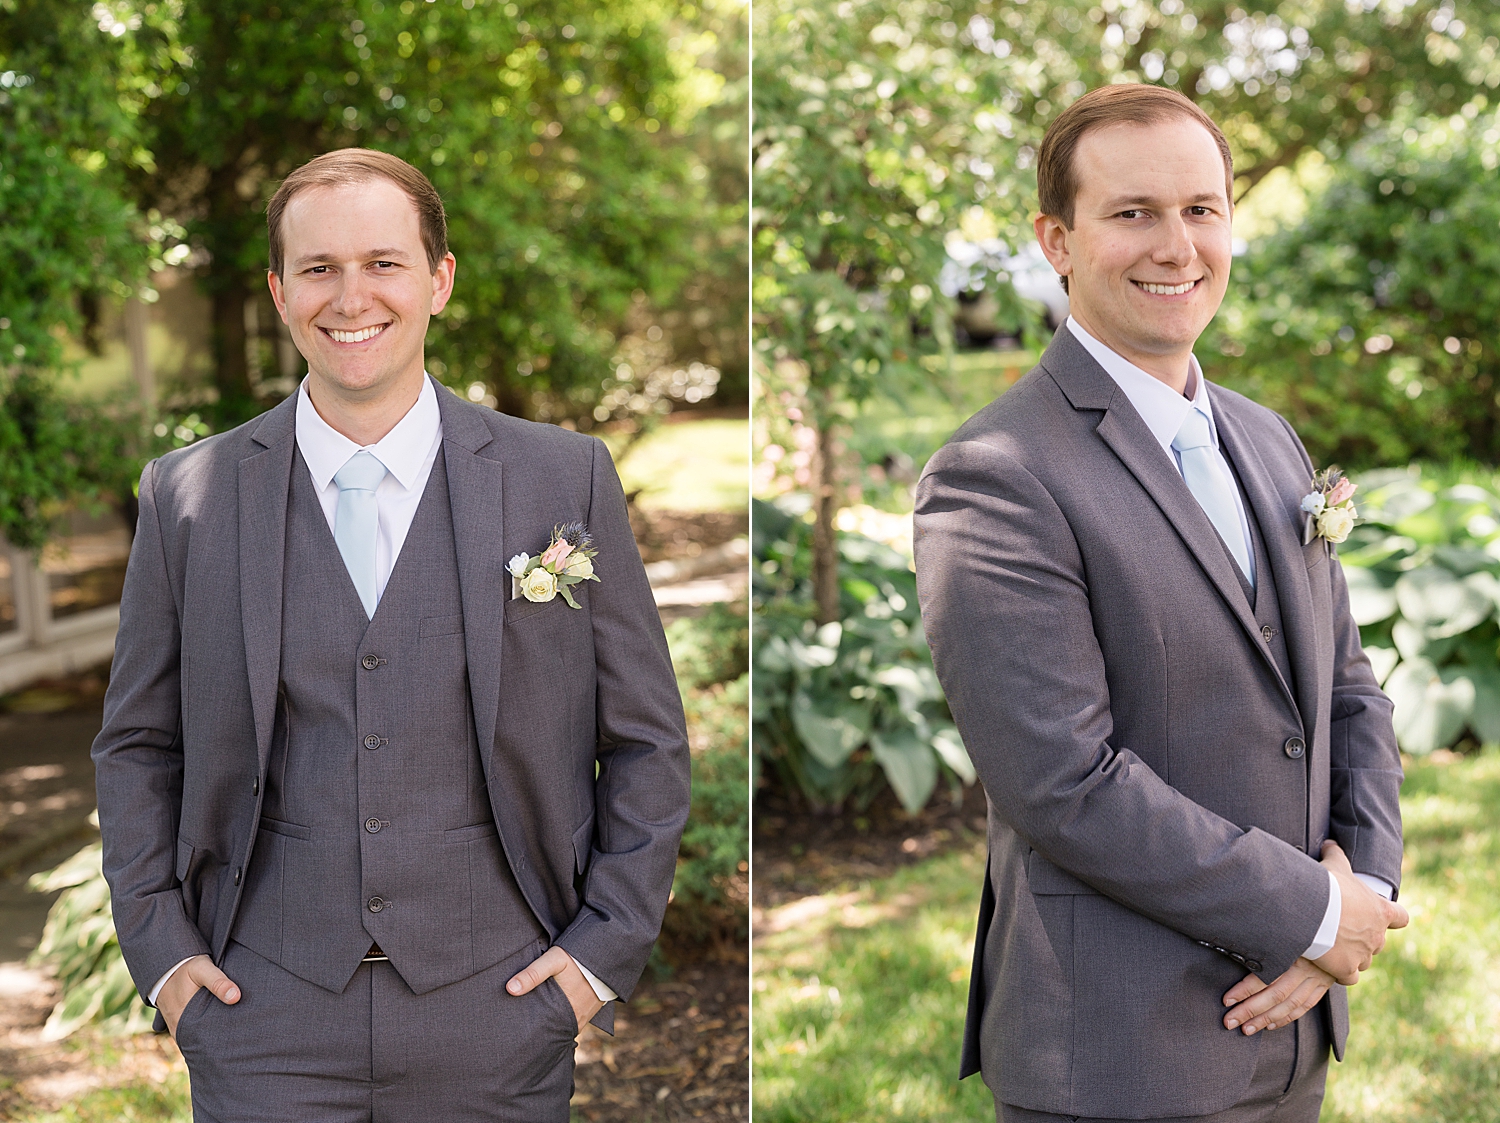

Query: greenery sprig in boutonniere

[1301,467,1358,546]
[507,522,600,608]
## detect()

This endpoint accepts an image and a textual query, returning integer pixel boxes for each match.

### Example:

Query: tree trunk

[210,273,257,420]
[811,408,840,626]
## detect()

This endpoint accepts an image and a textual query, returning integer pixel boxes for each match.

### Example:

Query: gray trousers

[999,1007,1330,1123]
[174,937,578,1122]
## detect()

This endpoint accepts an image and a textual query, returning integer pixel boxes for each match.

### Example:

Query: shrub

[752,497,975,813]
[1344,465,1500,754]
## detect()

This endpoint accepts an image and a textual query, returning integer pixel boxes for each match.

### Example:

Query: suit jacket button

[1284,736,1306,759]
[362,653,381,671]
[365,817,384,834]
[233,867,242,886]
[364,734,382,750]
[1261,625,1275,642]
[368,896,385,913]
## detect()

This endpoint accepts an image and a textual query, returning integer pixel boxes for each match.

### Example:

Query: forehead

[1071,117,1229,204]
[280,178,423,254]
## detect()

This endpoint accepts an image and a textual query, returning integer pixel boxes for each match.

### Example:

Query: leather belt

[363,943,389,962]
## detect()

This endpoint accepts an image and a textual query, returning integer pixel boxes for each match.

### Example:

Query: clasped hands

[1220,840,1408,1036]
[158,945,603,1039]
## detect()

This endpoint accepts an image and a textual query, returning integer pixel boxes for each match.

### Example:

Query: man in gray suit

[92,149,690,1121]
[914,86,1407,1122]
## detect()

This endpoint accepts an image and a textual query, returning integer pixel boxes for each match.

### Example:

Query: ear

[430,252,457,315]
[1034,213,1073,283]
[267,269,289,324]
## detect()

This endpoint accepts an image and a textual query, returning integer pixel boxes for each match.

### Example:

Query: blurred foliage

[28,838,155,1038]
[1210,116,1500,468]
[1343,464,1500,755]
[661,601,749,956]
[752,497,974,813]
[2,0,744,507]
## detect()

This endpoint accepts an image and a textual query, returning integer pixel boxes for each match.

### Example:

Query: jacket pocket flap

[1026,850,1101,896]
[572,816,595,875]
[419,613,466,638]
[258,816,312,841]
[175,837,195,881]
[444,821,499,842]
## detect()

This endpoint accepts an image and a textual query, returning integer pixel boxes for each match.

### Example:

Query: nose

[330,269,372,318]
[1152,213,1198,270]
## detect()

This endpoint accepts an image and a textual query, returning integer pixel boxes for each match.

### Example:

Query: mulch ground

[629,509,748,565]
[752,781,990,911]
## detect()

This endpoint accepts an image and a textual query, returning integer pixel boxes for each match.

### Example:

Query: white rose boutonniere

[1301,467,1358,546]
[508,522,601,609]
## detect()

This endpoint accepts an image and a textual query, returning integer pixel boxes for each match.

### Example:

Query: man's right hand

[157,954,241,1038]
[1312,840,1408,985]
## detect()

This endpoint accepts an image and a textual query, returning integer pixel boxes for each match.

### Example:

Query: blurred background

[751,1,1500,1119]
[0,0,747,1119]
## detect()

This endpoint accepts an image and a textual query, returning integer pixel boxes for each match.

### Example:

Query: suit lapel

[434,381,506,769]
[1216,404,1320,732]
[1042,330,1292,702]
[239,395,298,775]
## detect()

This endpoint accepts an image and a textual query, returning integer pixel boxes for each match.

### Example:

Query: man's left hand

[506,946,604,1032]
[1220,957,1337,1035]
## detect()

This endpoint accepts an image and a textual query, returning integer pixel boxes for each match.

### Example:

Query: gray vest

[233,450,545,995]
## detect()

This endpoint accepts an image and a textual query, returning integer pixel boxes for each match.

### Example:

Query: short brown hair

[266,148,448,277]
[1036,85,1233,229]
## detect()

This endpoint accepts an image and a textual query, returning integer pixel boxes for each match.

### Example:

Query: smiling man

[914,86,1407,1122]
[92,149,690,1121]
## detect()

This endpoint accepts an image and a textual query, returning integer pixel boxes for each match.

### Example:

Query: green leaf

[869,728,938,814]
[790,689,872,770]
[930,725,976,785]
[1462,665,1500,745]
[1394,566,1494,637]
[1385,657,1475,754]
[1363,645,1400,687]
[1343,565,1398,626]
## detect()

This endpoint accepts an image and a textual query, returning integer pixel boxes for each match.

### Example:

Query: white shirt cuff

[1303,870,1341,961]
[574,959,618,1003]
[148,957,196,1006]
[1303,870,1397,962]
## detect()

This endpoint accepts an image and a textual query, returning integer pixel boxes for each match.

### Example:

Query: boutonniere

[506,522,601,609]
[1301,467,1358,546]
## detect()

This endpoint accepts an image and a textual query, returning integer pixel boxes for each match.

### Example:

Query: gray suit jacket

[93,381,690,1031]
[914,327,1403,1117]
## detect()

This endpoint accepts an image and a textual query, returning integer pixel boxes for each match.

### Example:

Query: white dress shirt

[1065,318,1392,966]
[151,375,615,1006]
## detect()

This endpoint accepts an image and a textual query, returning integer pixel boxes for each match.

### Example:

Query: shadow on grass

[8,1073,190,1123]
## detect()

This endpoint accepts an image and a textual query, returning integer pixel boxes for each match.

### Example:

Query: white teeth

[1139,281,1196,296]
[328,324,386,343]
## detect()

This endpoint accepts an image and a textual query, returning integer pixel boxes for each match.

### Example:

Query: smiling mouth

[1134,280,1200,296]
[323,324,389,344]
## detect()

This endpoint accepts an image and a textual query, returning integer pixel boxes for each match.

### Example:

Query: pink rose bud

[539,538,574,570]
[1328,478,1356,506]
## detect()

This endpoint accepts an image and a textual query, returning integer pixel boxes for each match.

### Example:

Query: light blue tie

[333,450,388,618]
[1172,410,1254,588]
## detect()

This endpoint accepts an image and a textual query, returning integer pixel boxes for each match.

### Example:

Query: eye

[1187,206,1213,217]
[1117,209,1146,220]
[308,265,331,275]
[374,260,398,269]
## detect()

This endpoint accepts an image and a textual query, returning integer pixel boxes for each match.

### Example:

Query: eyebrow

[292,248,413,267]
[1101,193,1225,210]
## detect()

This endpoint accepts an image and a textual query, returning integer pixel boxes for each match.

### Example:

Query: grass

[606,417,748,512]
[753,748,1500,1122]
[6,1071,190,1123]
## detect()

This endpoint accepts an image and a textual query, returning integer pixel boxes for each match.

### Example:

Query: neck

[1069,308,1195,397]
[305,368,425,446]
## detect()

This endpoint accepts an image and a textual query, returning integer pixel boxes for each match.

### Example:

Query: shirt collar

[1065,316,1218,461]
[294,374,442,492]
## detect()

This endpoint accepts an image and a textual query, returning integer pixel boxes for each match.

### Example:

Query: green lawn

[754,748,1500,1122]
[605,417,748,512]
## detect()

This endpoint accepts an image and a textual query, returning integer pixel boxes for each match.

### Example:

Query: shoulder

[1208,382,1313,470]
[927,362,1085,481]
[144,407,282,503]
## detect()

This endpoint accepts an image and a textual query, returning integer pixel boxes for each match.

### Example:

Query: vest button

[363,734,382,750]
[252,777,259,796]
[1261,625,1275,642]
[365,817,384,834]
[1284,736,1306,759]
[368,896,385,913]
[233,866,242,886]
[361,653,381,671]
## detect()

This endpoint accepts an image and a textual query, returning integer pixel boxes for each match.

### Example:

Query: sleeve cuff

[574,958,619,1003]
[1303,869,1341,961]
[147,957,196,1006]
[1355,872,1395,900]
